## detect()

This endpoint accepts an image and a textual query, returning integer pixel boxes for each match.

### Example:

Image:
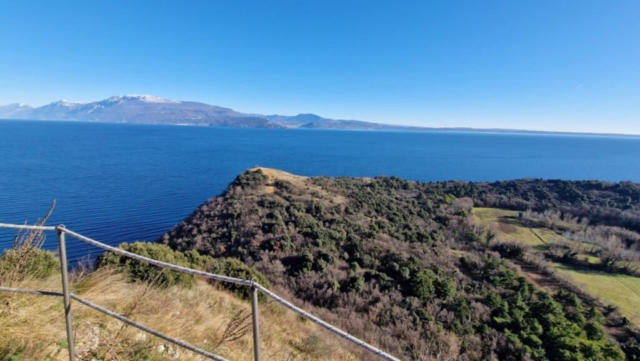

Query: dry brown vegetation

[0,268,362,361]
[254,167,346,205]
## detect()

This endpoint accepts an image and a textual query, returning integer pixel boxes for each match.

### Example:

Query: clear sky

[1,1,638,134]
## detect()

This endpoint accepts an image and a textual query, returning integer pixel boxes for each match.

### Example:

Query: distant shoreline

[4,94,639,138]
[2,117,640,139]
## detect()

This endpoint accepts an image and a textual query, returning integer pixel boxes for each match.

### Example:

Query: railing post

[251,284,261,361]
[57,226,76,361]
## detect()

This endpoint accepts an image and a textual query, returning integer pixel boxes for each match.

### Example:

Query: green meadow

[473,207,640,325]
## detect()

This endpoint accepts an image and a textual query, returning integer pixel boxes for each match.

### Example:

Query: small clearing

[254,167,347,204]
[472,208,560,248]
[473,207,640,326]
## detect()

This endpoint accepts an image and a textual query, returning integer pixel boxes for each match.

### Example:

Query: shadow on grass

[533,244,549,252]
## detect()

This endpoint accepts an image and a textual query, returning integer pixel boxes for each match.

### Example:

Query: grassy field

[553,264,640,324]
[472,208,561,249]
[473,207,640,325]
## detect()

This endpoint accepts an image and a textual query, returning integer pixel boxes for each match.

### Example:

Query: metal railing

[0,223,401,361]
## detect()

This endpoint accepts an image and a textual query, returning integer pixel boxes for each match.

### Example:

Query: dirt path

[528,228,548,244]
[613,275,640,298]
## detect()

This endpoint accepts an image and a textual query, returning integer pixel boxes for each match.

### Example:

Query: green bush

[411,269,436,302]
[206,258,269,300]
[434,277,456,299]
[231,169,268,189]
[491,242,528,261]
[98,242,212,288]
[99,242,269,300]
[0,248,58,282]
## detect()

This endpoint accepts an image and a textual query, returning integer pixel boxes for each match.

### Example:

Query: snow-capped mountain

[0,95,283,128]
[100,95,181,104]
[0,94,400,130]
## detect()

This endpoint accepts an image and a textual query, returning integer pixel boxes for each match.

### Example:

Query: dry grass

[254,167,346,205]
[0,268,361,361]
[257,168,306,194]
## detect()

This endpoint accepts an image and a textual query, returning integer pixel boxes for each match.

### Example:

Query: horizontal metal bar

[254,284,401,361]
[60,227,252,287]
[0,223,56,231]
[70,294,229,361]
[0,286,63,297]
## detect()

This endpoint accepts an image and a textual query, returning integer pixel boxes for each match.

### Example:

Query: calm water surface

[2,120,640,261]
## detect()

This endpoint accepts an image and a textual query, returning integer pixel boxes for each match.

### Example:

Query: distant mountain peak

[103,95,180,104]
[50,99,84,107]
[0,96,386,130]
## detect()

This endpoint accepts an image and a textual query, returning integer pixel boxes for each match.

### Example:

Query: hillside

[4,169,640,360]
[472,208,640,325]
[161,168,640,360]
[0,222,363,361]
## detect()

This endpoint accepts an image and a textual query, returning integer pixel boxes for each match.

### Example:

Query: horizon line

[2,94,639,138]
[2,117,640,139]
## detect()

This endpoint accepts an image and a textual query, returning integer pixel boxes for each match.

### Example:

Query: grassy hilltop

[3,168,640,360]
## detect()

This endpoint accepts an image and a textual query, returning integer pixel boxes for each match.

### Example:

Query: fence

[0,223,401,361]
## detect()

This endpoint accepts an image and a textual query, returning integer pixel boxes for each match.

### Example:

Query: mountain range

[2,95,635,136]
[0,94,404,130]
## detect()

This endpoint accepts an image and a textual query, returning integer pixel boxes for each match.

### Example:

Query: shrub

[0,203,58,283]
[297,333,333,359]
[300,250,314,273]
[491,242,528,261]
[99,242,270,300]
[98,242,212,288]
[231,169,268,189]
[347,276,365,294]
[206,258,269,300]
[0,248,58,282]
[411,269,436,302]
[434,277,456,299]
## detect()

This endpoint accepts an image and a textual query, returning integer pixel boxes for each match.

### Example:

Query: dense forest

[160,168,640,361]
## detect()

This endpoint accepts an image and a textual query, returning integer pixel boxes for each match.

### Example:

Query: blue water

[2,120,640,261]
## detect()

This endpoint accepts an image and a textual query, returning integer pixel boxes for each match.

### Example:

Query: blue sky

[1,1,638,134]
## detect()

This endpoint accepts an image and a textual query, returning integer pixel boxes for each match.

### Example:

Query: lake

[2,120,640,261]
